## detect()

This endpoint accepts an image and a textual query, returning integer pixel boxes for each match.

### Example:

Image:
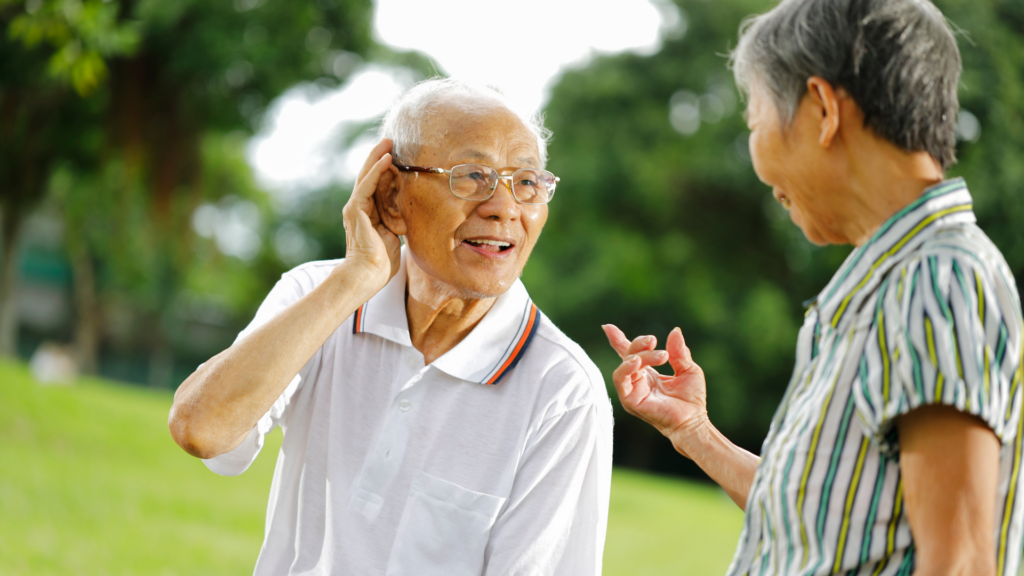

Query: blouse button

[398,399,412,412]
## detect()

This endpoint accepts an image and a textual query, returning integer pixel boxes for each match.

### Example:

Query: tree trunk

[0,206,23,358]
[69,239,100,374]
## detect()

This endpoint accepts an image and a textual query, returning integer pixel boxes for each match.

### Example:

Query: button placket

[349,356,429,521]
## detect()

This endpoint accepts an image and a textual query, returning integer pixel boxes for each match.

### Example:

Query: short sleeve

[481,403,612,576]
[203,273,318,476]
[853,253,1024,454]
[481,353,614,575]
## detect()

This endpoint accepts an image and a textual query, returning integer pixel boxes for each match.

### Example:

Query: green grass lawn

[0,359,744,575]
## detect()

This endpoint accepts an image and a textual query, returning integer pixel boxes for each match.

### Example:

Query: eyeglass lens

[449,164,557,204]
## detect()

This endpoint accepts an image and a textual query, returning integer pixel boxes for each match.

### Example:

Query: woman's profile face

[745,82,848,246]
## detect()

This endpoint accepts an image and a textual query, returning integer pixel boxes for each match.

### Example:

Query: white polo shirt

[204,250,614,576]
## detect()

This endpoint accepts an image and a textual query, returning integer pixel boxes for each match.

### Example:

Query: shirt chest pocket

[386,470,507,576]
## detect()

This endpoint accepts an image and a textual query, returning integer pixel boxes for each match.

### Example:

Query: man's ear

[374,164,408,236]
[805,76,842,148]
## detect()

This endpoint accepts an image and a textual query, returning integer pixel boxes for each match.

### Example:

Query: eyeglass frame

[393,163,559,205]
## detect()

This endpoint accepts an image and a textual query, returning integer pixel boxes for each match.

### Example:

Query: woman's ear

[805,76,841,148]
[374,164,408,236]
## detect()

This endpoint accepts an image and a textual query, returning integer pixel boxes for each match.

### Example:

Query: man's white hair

[379,77,552,167]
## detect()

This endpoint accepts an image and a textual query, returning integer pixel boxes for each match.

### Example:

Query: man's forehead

[452,148,539,168]
[418,100,540,166]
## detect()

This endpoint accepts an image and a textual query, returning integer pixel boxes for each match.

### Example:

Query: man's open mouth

[463,239,514,253]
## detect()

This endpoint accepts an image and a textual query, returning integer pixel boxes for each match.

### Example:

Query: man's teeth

[474,239,510,247]
[466,239,511,251]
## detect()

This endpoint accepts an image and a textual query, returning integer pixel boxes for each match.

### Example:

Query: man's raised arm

[168,140,401,459]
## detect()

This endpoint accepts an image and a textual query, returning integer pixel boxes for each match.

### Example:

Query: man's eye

[517,179,537,187]
[466,171,487,181]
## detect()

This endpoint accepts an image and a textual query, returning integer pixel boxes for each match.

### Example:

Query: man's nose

[476,179,519,221]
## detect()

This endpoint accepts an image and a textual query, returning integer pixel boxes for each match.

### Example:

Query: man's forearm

[169,261,380,459]
[670,420,760,510]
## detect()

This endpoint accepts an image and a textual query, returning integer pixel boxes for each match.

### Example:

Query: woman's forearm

[670,418,760,510]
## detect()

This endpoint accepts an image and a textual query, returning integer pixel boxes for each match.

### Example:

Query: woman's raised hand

[602,324,710,458]
[342,139,402,290]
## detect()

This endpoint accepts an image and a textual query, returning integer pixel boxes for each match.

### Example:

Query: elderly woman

[603,0,1024,575]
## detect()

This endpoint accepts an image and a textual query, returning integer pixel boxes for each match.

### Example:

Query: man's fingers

[355,139,393,183]
[350,153,393,207]
[602,324,632,358]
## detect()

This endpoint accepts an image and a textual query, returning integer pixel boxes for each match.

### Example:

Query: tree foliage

[1,0,377,378]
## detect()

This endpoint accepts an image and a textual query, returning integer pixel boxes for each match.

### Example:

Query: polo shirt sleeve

[203,273,317,476]
[852,254,1024,454]
[481,373,614,575]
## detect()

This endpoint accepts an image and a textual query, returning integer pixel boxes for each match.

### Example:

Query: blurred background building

[2,0,1021,480]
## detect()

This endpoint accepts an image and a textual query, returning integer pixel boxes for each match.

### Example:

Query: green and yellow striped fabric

[727,179,1024,576]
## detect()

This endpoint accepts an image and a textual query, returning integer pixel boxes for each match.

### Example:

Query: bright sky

[247,0,681,197]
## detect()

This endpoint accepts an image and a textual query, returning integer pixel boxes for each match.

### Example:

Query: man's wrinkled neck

[404,255,497,364]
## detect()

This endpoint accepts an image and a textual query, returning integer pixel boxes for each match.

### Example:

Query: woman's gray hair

[730,0,961,169]
[379,77,552,167]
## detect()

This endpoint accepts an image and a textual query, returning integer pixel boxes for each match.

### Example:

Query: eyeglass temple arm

[494,173,561,183]
[394,165,447,174]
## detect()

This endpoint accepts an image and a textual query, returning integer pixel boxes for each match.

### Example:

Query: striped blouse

[726,178,1024,576]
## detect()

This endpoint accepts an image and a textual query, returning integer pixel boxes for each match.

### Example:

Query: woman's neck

[839,137,945,247]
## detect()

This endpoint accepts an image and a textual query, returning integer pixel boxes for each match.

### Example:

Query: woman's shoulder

[898,223,1019,305]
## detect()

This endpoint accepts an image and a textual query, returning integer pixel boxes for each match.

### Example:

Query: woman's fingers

[601,324,659,360]
[627,335,657,356]
[633,349,669,368]
[666,327,693,374]
[602,324,632,357]
[612,356,645,407]
[606,354,638,399]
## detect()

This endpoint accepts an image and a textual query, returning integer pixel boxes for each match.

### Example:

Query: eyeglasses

[394,163,559,205]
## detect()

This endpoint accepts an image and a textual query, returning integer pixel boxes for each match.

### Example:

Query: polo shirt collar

[352,247,541,386]
[815,177,975,331]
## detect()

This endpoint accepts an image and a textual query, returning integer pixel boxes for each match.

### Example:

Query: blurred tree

[536,0,1024,477]
[2,0,378,379]
[0,0,138,359]
[935,0,1024,282]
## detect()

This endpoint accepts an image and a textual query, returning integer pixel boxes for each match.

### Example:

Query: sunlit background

[2,0,1021,573]
[248,0,677,196]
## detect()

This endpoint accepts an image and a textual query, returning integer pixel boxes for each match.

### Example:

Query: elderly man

[169,78,613,575]
[604,0,1024,575]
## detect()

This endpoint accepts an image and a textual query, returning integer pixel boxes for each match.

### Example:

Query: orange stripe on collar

[352,303,366,334]
[485,304,540,386]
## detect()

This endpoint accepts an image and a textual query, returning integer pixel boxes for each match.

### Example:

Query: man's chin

[447,263,529,299]
[449,277,516,300]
